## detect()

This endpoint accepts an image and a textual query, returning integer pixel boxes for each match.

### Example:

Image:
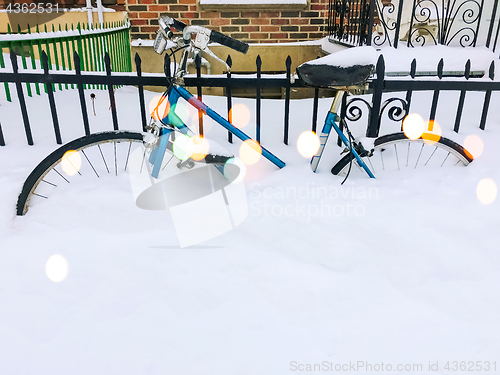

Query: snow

[1,46,500,374]
[301,45,497,75]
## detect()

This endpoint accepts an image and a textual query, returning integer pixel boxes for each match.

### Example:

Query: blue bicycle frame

[149,84,286,178]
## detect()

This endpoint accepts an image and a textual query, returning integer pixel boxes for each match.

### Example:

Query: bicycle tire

[331,132,473,177]
[16,131,144,216]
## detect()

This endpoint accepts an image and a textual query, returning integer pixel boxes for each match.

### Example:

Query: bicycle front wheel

[16,131,145,216]
[331,132,473,177]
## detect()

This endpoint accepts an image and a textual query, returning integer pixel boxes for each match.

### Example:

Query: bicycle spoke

[98,144,110,173]
[441,152,451,167]
[380,150,385,170]
[82,149,99,177]
[114,142,117,176]
[67,156,82,176]
[124,141,132,171]
[33,193,48,199]
[162,154,174,171]
[41,179,57,187]
[415,143,424,169]
[394,144,400,170]
[424,146,438,166]
[406,142,410,167]
[53,168,70,183]
[140,148,147,174]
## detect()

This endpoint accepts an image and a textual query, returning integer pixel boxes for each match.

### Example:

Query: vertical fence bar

[135,53,148,132]
[428,58,444,131]
[0,122,5,146]
[486,0,499,48]
[367,54,384,137]
[256,55,262,143]
[10,50,33,145]
[105,53,119,131]
[0,47,12,102]
[479,61,495,130]
[27,29,41,95]
[472,0,485,47]
[404,59,417,121]
[195,54,204,137]
[74,52,91,136]
[393,0,404,48]
[18,41,33,97]
[226,55,233,143]
[366,0,375,45]
[312,87,319,133]
[453,60,470,133]
[284,56,291,145]
[42,52,63,144]
[337,92,348,146]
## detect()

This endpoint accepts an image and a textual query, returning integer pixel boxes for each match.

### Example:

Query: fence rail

[0,50,494,158]
[0,20,131,101]
[329,0,500,51]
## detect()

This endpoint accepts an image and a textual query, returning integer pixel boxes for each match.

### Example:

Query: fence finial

[7,24,11,34]
[226,55,232,68]
[464,60,471,80]
[437,58,444,79]
[489,61,495,80]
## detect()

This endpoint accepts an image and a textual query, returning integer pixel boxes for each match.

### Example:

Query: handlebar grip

[209,30,249,54]
[171,19,187,31]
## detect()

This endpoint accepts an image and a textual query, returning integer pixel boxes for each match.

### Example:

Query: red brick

[131,19,148,25]
[181,12,197,18]
[140,0,155,4]
[241,11,259,17]
[250,33,269,39]
[189,5,197,11]
[242,26,259,32]
[169,5,189,11]
[271,33,287,39]
[291,18,309,25]
[271,19,289,25]
[179,0,196,3]
[301,26,319,32]
[211,18,231,26]
[311,4,327,10]
[128,12,139,19]
[261,12,279,18]
[251,18,270,25]
[148,5,168,11]
[261,25,279,32]
[200,11,220,18]
[308,33,325,39]
[141,26,159,32]
[138,12,158,19]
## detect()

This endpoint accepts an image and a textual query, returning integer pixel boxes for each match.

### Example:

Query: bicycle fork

[310,90,375,178]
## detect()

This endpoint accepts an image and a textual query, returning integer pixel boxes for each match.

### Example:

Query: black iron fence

[329,0,500,50]
[0,49,496,152]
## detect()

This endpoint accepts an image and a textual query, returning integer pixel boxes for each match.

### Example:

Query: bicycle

[296,47,474,182]
[16,17,285,215]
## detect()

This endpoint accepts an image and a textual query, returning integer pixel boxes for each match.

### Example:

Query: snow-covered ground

[1,47,499,374]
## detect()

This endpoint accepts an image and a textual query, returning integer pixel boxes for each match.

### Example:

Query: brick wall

[127,0,329,43]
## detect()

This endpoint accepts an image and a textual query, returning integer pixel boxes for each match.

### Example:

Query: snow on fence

[0,20,132,102]
[0,49,496,150]
[329,0,500,51]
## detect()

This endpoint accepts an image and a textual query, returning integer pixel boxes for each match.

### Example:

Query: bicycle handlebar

[209,30,249,54]
[158,16,249,54]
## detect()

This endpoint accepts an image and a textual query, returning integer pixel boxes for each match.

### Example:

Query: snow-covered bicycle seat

[297,46,378,88]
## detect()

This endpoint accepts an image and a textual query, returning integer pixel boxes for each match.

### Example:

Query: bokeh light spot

[46,254,69,283]
[190,135,209,161]
[297,131,320,158]
[149,95,169,121]
[230,103,251,129]
[239,139,262,165]
[403,113,425,140]
[61,150,82,176]
[173,134,194,161]
[464,134,484,159]
[422,120,442,145]
[476,178,497,205]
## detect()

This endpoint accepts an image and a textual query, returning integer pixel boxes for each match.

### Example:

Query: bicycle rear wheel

[331,132,473,177]
[17,131,144,216]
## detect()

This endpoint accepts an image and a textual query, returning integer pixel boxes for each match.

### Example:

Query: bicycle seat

[297,46,378,88]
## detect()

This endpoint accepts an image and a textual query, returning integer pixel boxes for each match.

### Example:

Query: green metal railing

[0,20,131,101]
